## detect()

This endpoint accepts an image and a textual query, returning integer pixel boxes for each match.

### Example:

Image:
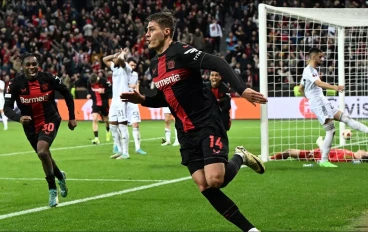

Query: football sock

[1,112,7,129]
[340,113,368,133]
[110,124,123,153]
[132,128,141,151]
[51,159,63,180]
[221,155,243,188]
[45,175,57,190]
[118,124,129,155]
[94,131,98,138]
[165,128,171,143]
[322,121,335,162]
[202,188,254,231]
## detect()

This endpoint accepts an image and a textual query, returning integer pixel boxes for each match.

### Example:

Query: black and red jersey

[87,78,111,106]
[4,72,75,133]
[142,42,246,132]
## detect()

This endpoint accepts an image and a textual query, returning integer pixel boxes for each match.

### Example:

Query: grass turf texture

[0,120,367,231]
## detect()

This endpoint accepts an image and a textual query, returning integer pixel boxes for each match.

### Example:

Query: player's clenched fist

[20,116,32,125]
[120,90,145,104]
[241,88,268,106]
[68,119,77,130]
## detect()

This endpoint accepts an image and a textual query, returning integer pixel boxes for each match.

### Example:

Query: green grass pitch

[0,120,367,231]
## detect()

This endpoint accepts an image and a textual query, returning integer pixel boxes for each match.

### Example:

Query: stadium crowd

[0,0,366,98]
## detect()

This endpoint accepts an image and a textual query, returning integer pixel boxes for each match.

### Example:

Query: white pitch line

[0,178,166,182]
[0,176,192,220]
[0,137,161,157]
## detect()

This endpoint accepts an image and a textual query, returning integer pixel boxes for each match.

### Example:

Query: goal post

[258,4,368,162]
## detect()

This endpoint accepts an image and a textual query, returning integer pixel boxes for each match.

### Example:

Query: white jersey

[110,62,132,102]
[128,71,139,92]
[0,80,5,110]
[300,65,326,108]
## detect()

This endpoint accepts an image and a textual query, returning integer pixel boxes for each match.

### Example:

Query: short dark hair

[147,11,176,37]
[309,47,322,55]
[19,52,43,65]
[127,57,137,64]
[89,73,98,83]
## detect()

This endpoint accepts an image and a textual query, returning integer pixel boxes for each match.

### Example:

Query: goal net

[258,4,368,162]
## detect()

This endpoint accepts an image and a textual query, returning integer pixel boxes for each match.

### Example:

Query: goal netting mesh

[259,5,368,162]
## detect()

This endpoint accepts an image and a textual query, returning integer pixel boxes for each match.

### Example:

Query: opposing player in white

[161,107,179,146]
[103,49,131,160]
[126,58,147,155]
[299,47,368,167]
[0,78,8,130]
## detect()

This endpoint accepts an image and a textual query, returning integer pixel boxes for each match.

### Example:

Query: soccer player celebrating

[121,11,267,232]
[126,57,147,154]
[4,52,77,207]
[0,77,8,130]
[87,73,111,145]
[160,107,179,146]
[205,71,231,131]
[103,49,131,160]
[299,47,368,168]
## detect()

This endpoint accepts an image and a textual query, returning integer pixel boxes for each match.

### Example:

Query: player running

[87,73,111,145]
[121,11,267,232]
[0,77,8,130]
[103,49,131,160]
[299,47,368,168]
[205,71,231,131]
[4,52,77,207]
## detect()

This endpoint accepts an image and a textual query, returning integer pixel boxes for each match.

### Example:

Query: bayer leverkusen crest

[41,83,49,91]
[167,60,175,70]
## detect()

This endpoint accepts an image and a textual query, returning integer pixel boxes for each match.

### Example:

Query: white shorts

[109,101,128,122]
[127,102,141,123]
[0,96,4,110]
[311,101,339,125]
[162,107,171,114]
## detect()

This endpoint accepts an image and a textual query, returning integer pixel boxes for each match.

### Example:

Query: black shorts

[92,104,109,117]
[179,120,229,175]
[26,118,61,152]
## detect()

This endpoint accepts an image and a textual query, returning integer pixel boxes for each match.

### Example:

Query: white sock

[132,128,140,151]
[321,122,335,162]
[119,124,129,155]
[174,128,178,143]
[110,125,123,153]
[341,113,368,133]
[165,128,171,143]
[1,112,7,129]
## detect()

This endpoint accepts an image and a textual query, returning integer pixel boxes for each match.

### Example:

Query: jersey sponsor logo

[20,94,49,104]
[167,60,175,70]
[91,87,105,92]
[5,94,11,98]
[154,74,181,89]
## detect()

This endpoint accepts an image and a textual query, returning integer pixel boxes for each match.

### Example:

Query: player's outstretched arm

[4,82,22,122]
[178,45,267,105]
[120,89,168,108]
[314,79,345,92]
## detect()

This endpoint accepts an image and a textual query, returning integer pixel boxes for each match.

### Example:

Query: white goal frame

[258,4,368,161]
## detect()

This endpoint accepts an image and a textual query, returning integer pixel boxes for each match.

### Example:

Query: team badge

[167,60,175,70]
[41,83,49,91]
